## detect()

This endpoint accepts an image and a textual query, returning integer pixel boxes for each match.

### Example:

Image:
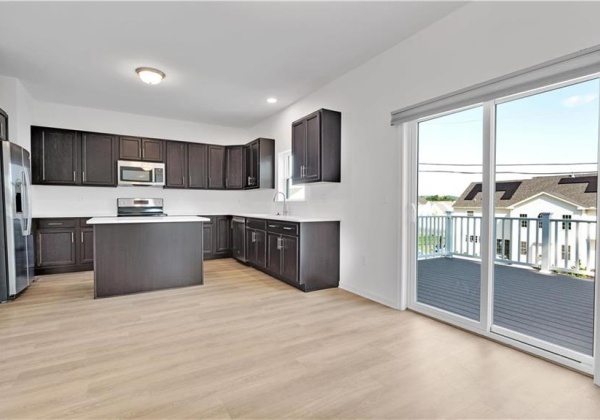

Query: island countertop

[88,216,210,225]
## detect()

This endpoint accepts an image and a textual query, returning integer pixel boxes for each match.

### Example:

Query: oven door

[118,161,164,187]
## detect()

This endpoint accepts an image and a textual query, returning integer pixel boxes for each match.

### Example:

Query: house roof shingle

[453,174,598,210]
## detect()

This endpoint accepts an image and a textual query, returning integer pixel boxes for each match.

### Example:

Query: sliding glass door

[416,107,483,322]
[492,78,598,360]
[410,74,599,369]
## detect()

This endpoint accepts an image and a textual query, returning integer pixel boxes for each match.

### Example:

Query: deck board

[417,258,594,355]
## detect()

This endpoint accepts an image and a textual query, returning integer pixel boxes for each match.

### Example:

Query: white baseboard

[340,282,400,309]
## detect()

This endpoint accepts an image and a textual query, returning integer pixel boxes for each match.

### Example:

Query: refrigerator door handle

[22,169,33,236]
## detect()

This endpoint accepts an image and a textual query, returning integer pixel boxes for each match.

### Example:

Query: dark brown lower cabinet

[244,219,340,292]
[36,229,77,267]
[80,228,94,264]
[202,222,214,258]
[267,233,299,285]
[267,233,299,286]
[34,218,94,275]
[201,216,232,260]
[246,228,266,268]
[231,218,246,262]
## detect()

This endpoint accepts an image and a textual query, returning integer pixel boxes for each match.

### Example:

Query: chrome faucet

[273,192,289,216]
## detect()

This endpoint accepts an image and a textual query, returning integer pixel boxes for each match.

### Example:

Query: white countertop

[230,214,339,223]
[36,214,339,223]
[87,216,210,225]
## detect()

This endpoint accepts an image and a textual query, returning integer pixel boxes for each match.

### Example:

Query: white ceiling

[0,2,465,128]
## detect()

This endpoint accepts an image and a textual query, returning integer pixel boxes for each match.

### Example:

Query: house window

[562,214,572,230]
[277,150,305,202]
[467,211,474,217]
[561,245,572,260]
[496,239,510,259]
[538,213,543,229]
[520,241,527,255]
[519,213,528,228]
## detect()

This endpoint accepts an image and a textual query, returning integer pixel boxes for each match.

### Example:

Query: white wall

[30,101,276,217]
[246,1,600,307]
[0,75,34,149]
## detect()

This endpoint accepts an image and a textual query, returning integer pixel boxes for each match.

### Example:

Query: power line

[420,162,597,167]
[419,170,597,175]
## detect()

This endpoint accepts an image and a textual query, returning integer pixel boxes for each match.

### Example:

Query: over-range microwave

[117,160,165,187]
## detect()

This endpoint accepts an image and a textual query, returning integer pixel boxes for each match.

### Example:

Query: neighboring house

[427,174,598,273]
[417,198,454,216]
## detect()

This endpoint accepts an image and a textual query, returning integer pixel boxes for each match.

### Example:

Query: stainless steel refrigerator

[0,142,33,302]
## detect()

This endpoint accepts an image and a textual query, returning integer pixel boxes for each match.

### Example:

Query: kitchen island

[87,216,209,298]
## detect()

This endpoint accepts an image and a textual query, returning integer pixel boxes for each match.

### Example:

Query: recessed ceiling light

[135,67,165,85]
[267,97,277,104]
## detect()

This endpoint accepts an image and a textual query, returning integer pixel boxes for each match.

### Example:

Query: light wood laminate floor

[1,259,599,419]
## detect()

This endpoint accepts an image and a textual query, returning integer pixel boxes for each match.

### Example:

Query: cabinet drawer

[37,219,77,229]
[246,218,267,230]
[267,221,299,236]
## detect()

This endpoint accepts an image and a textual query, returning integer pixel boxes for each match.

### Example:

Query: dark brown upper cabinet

[32,127,80,185]
[0,107,7,141]
[81,132,118,186]
[32,127,117,187]
[208,145,225,189]
[225,146,244,189]
[31,125,276,191]
[188,143,208,189]
[119,137,164,162]
[141,138,164,161]
[291,109,341,184]
[244,138,275,189]
[165,141,188,188]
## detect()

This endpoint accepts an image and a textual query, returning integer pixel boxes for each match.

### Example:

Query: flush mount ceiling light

[267,97,277,104]
[135,67,165,85]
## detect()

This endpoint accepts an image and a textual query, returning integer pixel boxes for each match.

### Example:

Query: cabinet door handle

[182,176,185,186]
[47,222,62,226]
[81,231,84,243]
[71,232,74,243]
[268,224,278,228]
[73,171,76,182]
[225,178,228,188]
[283,227,294,231]
[277,237,282,250]
[189,175,192,186]
[83,171,86,183]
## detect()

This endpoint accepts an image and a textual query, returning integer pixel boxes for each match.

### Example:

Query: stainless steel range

[117,198,167,217]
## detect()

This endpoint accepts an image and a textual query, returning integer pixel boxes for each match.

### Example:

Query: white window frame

[276,150,306,202]
[400,73,600,380]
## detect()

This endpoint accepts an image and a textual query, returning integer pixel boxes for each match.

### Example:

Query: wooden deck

[417,257,595,355]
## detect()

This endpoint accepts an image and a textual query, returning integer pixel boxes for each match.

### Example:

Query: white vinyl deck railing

[418,212,596,276]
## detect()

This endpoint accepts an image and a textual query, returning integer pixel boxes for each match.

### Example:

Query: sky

[418,78,600,198]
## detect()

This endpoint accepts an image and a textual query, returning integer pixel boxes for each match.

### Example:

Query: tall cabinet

[291,109,341,184]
